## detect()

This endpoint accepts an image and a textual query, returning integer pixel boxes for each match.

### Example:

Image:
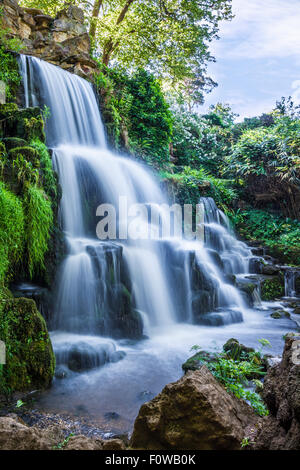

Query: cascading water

[19,54,251,337]
[17,54,296,431]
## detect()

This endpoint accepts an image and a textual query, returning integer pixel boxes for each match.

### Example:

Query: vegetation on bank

[231,209,300,266]
[183,339,271,417]
[0,32,59,393]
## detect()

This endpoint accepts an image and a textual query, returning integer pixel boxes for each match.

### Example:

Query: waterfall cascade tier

[19,55,263,372]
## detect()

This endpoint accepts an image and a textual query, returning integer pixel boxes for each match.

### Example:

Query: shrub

[23,184,53,278]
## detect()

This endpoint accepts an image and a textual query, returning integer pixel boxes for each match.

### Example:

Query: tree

[20,0,233,103]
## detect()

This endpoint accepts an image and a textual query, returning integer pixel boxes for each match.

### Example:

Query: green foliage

[53,433,74,450]
[261,276,285,301]
[0,182,25,283]
[171,103,235,174]
[187,340,270,416]
[23,185,53,278]
[0,297,55,395]
[160,166,237,209]
[232,208,300,265]
[96,65,172,165]
[30,138,58,203]
[0,7,23,101]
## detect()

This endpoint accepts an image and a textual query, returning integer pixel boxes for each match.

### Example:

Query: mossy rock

[2,137,28,150]
[182,350,215,373]
[223,338,255,360]
[0,297,55,394]
[270,310,290,319]
[0,103,18,119]
[0,141,6,155]
[0,105,45,142]
[9,146,40,166]
[261,274,284,301]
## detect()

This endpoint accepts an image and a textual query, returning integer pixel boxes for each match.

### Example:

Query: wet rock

[223,338,255,359]
[197,310,243,326]
[55,341,115,372]
[294,308,300,315]
[255,334,300,450]
[137,390,155,402]
[54,365,71,380]
[104,412,120,421]
[130,367,259,450]
[109,350,126,363]
[0,417,56,450]
[0,415,127,450]
[249,257,263,274]
[182,351,216,373]
[270,310,290,319]
[261,264,281,276]
[0,298,55,393]
[251,247,265,256]
[260,274,285,301]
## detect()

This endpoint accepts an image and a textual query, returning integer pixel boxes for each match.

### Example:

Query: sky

[203,0,300,120]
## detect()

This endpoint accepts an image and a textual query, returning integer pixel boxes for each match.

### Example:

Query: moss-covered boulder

[0,104,45,142]
[2,137,27,151]
[8,146,40,166]
[0,297,55,394]
[261,274,285,301]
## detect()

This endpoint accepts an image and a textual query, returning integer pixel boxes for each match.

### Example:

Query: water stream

[18,55,298,433]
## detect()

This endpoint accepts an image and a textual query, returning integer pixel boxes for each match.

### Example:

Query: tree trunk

[89,0,103,41]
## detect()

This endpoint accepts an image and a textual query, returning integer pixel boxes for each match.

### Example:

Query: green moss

[0,182,25,283]
[24,116,45,142]
[2,137,27,150]
[9,146,40,164]
[0,105,45,141]
[23,184,54,278]
[0,297,55,394]
[261,275,285,301]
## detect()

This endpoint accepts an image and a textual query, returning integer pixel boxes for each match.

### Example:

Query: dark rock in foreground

[130,366,259,450]
[0,416,125,450]
[254,333,300,450]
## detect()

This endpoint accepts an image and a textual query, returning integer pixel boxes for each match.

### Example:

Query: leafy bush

[95,64,172,166]
[160,166,237,209]
[0,182,24,283]
[232,208,300,265]
[189,341,270,416]
[23,184,53,278]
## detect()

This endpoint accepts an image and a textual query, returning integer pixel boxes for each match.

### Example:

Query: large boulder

[0,298,55,393]
[254,333,300,450]
[0,416,126,450]
[130,367,259,450]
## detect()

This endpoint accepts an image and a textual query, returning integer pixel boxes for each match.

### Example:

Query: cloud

[213,0,300,60]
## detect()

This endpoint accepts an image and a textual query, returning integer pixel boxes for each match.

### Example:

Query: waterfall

[284,269,300,298]
[19,55,257,345]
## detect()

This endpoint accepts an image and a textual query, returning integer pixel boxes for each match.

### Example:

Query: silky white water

[18,55,297,432]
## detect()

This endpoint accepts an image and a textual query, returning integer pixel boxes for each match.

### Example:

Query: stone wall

[1,0,97,79]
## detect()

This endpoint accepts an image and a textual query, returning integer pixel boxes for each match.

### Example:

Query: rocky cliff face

[1,0,97,79]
